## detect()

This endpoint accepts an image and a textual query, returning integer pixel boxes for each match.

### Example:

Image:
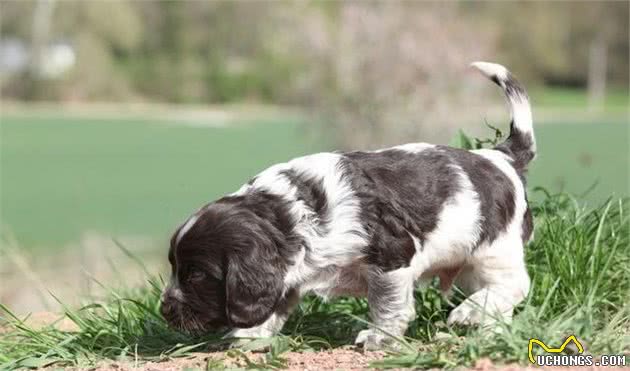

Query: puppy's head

[161,197,290,333]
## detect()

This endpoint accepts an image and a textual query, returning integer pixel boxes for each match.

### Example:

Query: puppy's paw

[224,328,272,351]
[354,329,400,351]
[447,303,510,328]
[447,303,484,326]
[228,337,257,349]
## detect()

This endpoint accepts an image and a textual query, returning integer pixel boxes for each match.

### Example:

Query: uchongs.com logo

[528,335,627,367]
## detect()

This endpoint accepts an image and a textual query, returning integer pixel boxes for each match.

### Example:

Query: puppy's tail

[471,61,536,171]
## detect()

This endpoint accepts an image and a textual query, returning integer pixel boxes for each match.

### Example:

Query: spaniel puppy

[161,62,535,349]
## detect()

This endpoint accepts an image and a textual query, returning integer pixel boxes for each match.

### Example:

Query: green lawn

[529,120,628,205]
[1,110,627,248]
[533,87,629,112]
[0,113,326,248]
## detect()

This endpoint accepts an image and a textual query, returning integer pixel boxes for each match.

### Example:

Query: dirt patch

[471,358,628,371]
[57,354,630,371]
[282,349,387,370]
[64,349,386,371]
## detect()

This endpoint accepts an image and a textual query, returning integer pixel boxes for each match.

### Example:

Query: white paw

[447,303,511,327]
[227,327,272,339]
[228,337,256,349]
[225,328,273,350]
[447,303,482,326]
[354,329,401,351]
[355,329,386,350]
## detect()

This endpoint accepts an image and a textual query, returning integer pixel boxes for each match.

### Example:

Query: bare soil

[68,355,630,371]
[78,349,386,371]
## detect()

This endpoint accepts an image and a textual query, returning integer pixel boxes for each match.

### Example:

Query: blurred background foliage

[1,1,628,146]
[2,1,628,101]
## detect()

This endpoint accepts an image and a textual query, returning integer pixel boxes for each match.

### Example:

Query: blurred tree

[0,0,627,111]
[278,1,498,147]
[30,0,55,79]
[470,1,629,90]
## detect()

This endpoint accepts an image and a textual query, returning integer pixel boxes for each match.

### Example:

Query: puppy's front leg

[227,311,288,340]
[355,267,416,350]
[226,289,300,348]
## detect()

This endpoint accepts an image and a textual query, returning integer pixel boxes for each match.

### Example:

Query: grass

[527,122,628,206]
[1,191,628,370]
[532,86,629,112]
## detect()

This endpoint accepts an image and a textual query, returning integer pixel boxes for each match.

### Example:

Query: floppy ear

[225,235,285,328]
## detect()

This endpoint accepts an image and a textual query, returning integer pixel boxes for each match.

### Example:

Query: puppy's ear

[225,235,284,328]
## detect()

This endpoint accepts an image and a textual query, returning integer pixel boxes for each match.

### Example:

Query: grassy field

[0,111,326,248]
[1,109,627,249]
[521,120,627,204]
[533,87,629,112]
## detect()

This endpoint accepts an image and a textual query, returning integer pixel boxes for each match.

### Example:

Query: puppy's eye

[188,270,206,283]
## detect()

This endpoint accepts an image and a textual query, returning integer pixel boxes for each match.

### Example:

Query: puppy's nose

[160,299,176,319]
[161,290,177,315]
[162,287,184,302]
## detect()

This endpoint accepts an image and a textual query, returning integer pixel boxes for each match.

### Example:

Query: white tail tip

[470,61,509,81]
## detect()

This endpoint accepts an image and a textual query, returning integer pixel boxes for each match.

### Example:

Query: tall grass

[377,192,630,368]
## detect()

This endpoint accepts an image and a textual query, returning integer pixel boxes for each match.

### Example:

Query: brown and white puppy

[161,62,535,349]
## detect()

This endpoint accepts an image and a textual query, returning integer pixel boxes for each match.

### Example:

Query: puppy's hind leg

[447,236,530,327]
[355,267,416,350]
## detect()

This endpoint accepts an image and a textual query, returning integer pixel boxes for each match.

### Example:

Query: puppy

[161,62,535,349]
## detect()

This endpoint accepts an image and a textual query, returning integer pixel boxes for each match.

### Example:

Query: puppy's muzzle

[160,289,183,325]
